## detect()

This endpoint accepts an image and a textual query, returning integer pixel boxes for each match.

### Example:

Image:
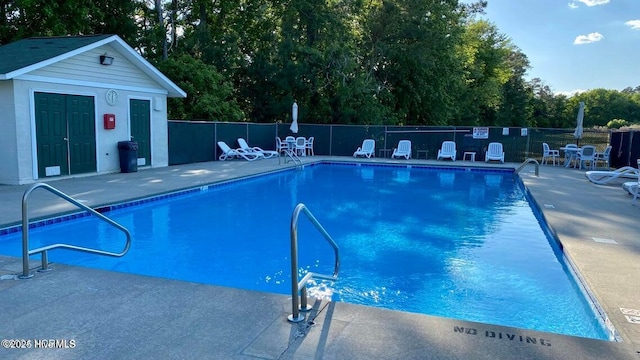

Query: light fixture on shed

[99,53,114,66]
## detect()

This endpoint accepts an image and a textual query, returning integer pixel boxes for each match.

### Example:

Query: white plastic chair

[594,146,612,169]
[542,143,559,166]
[275,137,288,155]
[485,142,504,163]
[305,137,315,156]
[437,141,457,161]
[295,137,306,156]
[576,145,596,170]
[353,139,375,158]
[391,140,412,159]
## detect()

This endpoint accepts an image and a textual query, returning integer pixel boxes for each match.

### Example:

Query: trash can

[117,141,138,173]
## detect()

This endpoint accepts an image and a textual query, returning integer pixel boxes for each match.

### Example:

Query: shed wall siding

[28,44,160,90]
[0,81,19,184]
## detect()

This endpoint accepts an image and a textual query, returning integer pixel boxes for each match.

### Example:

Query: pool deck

[1,156,639,359]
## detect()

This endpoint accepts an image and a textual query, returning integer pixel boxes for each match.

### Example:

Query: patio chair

[585,166,639,185]
[485,142,504,163]
[575,145,596,170]
[353,139,375,158]
[542,143,560,166]
[295,137,306,156]
[594,146,612,169]
[305,137,315,156]
[391,140,412,159]
[275,137,288,156]
[217,141,263,161]
[238,138,278,159]
[436,141,457,161]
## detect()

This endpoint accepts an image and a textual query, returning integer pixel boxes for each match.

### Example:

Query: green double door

[34,92,96,178]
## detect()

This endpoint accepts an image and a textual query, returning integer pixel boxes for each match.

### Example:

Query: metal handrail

[19,183,132,279]
[288,203,339,322]
[515,158,540,177]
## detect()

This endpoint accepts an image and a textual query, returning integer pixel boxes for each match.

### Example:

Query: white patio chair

[305,136,315,156]
[576,145,596,170]
[391,140,412,159]
[437,141,457,161]
[275,137,288,156]
[542,143,560,166]
[485,142,504,163]
[594,146,612,169]
[237,138,278,159]
[353,139,375,158]
[217,141,263,161]
[295,137,306,156]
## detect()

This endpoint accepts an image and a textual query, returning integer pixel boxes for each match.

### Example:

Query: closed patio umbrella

[573,101,584,145]
[290,101,299,134]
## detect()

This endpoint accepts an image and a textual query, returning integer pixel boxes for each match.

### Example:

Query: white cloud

[556,89,587,97]
[568,2,579,9]
[573,32,604,44]
[626,20,640,30]
[577,0,610,6]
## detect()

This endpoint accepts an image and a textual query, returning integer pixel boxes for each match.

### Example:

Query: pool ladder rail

[19,183,132,279]
[288,203,340,323]
[279,148,303,169]
[515,158,539,177]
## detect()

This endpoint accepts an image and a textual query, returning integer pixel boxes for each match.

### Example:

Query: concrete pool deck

[1,156,639,359]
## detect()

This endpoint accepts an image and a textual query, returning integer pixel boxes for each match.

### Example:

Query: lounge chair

[217,141,263,161]
[542,143,559,166]
[485,142,504,163]
[237,138,278,159]
[585,166,639,185]
[391,140,412,159]
[353,139,375,158]
[437,141,457,161]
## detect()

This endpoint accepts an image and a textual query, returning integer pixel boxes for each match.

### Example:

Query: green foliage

[3,0,639,128]
[154,55,244,121]
[607,119,629,129]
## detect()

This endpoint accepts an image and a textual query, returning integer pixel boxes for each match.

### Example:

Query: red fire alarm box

[103,114,116,129]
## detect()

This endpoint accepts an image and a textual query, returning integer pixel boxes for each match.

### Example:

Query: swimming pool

[0,163,610,340]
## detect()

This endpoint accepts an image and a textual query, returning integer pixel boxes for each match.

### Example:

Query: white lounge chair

[353,139,375,158]
[391,140,412,159]
[237,138,278,159]
[542,143,559,166]
[585,166,639,185]
[437,141,457,161]
[217,141,263,161]
[485,142,504,163]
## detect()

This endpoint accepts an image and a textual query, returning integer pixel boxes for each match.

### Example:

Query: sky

[462,0,640,95]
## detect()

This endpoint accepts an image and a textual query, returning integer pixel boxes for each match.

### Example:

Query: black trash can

[117,141,138,173]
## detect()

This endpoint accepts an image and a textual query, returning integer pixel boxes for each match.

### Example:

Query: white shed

[0,34,186,185]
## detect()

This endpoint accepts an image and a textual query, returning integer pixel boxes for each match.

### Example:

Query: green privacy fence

[168,121,610,165]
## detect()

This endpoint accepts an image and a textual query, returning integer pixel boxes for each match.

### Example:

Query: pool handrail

[288,203,340,323]
[19,182,132,279]
[515,158,539,177]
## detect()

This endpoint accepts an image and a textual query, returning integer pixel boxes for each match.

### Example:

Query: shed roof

[0,35,186,98]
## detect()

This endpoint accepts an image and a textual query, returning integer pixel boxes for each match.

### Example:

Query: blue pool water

[0,163,609,339]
